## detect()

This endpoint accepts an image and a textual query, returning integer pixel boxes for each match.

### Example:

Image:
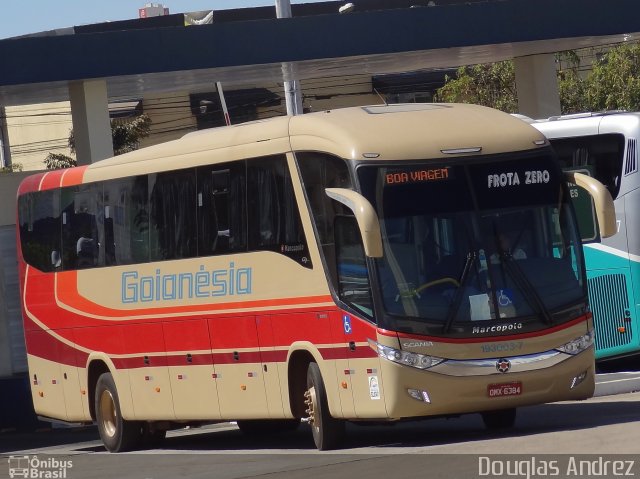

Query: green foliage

[49,113,151,169]
[435,42,640,115]
[112,114,151,156]
[44,153,77,170]
[586,43,640,111]
[0,162,23,173]
[557,51,588,114]
[435,61,518,113]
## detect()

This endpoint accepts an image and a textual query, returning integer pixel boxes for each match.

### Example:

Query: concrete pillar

[69,80,114,165]
[514,54,561,120]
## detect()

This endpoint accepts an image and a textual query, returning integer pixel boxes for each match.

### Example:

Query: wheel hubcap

[304,386,317,428]
[99,389,117,438]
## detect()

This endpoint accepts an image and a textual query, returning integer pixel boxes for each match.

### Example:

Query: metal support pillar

[276,0,304,115]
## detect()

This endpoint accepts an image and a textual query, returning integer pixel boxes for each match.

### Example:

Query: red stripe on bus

[392,316,588,344]
[17,173,46,196]
[60,166,88,187]
[25,328,89,368]
[39,170,65,191]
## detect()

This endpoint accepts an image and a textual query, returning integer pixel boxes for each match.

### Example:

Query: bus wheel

[95,372,142,452]
[236,419,301,435]
[304,362,345,450]
[481,408,517,430]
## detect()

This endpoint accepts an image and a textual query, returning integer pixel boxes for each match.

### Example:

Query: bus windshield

[356,152,587,336]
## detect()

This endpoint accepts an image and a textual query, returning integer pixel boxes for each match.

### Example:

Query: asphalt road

[1,372,639,479]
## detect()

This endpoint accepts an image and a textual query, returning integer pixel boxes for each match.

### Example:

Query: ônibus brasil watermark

[8,455,72,479]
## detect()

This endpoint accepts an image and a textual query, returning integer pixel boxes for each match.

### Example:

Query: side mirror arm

[325,188,383,257]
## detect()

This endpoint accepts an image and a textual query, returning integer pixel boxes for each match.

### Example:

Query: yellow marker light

[155,387,161,393]
[341,381,348,389]
[618,326,626,333]
[241,385,247,390]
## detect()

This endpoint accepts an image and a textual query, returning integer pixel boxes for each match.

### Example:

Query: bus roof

[22,103,548,191]
[532,111,640,139]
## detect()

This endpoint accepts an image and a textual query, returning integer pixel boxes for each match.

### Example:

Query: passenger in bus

[490,232,526,264]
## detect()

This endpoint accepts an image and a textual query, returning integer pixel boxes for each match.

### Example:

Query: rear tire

[95,372,143,452]
[304,362,345,450]
[482,408,517,430]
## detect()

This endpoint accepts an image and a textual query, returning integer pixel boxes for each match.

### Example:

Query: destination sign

[385,167,452,185]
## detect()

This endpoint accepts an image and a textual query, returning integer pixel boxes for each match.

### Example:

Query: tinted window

[550,133,625,199]
[18,189,61,272]
[149,169,198,261]
[61,184,102,270]
[103,176,149,265]
[197,162,247,255]
[297,153,352,281]
[248,155,311,267]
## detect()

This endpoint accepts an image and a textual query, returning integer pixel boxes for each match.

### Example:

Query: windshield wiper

[502,253,553,325]
[442,250,476,333]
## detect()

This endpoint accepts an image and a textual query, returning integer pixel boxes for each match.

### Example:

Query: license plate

[488,381,522,398]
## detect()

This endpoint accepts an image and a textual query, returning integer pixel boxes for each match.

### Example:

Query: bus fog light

[570,370,588,389]
[407,389,431,403]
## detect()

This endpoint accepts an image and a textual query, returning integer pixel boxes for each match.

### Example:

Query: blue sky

[0,0,327,39]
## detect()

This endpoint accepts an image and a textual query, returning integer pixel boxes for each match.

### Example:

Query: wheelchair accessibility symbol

[497,289,513,307]
[343,315,352,334]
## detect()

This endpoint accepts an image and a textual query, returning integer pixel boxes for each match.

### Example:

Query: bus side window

[103,176,149,266]
[197,162,247,256]
[18,189,61,272]
[247,155,310,267]
[297,153,353,283]
[149,169,198,261]
[61,184,102,270]
[335,215,373,317]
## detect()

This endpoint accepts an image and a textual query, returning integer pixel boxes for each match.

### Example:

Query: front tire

[482,408,517,430]
[304,362,345,450]
[95,372,143,452]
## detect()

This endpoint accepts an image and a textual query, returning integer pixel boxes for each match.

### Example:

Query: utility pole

[0,107,11,169]
[275,0,304,115]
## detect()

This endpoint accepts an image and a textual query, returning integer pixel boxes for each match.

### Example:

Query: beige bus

[16,103,615,452]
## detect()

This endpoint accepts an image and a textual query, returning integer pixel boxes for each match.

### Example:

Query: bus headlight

[368,339,445,370]
[556,331,594,355]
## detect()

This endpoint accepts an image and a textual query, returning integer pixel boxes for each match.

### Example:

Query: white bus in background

[532,111,640,361]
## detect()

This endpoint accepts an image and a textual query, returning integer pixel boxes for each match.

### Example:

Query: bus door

[330,309,388,419]
[208,316,269,419]
[333,215,386,418]
[163,319,221,420]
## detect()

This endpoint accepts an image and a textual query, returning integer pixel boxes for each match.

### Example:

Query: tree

[0,162,23,174]
[435,42,640,115]
[435,61,518,112]
[44,153,76,170]
[585,42,640,111]
[45,114,151,169]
